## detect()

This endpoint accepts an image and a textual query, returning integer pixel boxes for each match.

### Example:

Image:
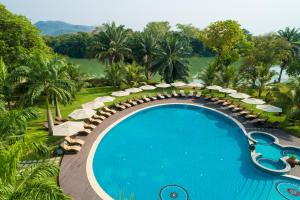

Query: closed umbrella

[256,105,282,113]
[53,121,85,136]
[82,101,105,110]
[94,96,115,103]
[125,88,142,93]
[187,82,204,88]
[112,91,130,97]
[171,82,186,88]
[68,108,96,120]
[206,85,222,90]
[242,98,266,105]
[139,85,156,90]
[219,88,237,94]
[229,93,250,99]
[156,83,171,88]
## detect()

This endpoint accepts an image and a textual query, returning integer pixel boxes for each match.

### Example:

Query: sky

[1,0,300,35]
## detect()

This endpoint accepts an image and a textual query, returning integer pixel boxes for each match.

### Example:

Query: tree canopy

[0,5,50,69]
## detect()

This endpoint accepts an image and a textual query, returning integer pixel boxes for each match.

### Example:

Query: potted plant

[286,155,298,168]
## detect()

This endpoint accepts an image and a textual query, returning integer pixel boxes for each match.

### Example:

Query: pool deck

[59,97,300,200]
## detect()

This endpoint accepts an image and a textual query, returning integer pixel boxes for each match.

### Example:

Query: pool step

[234,176,275,200]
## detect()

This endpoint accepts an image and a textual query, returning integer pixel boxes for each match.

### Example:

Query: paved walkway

[59,98,300,200]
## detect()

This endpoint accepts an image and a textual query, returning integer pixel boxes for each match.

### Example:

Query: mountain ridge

[35,20,95,36]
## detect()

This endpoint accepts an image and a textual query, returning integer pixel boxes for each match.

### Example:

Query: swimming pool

[88,104,300,200]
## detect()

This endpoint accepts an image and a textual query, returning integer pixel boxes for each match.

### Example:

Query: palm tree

[104,63,124,89]
[123,64,146,87]
[0,133,70,200]
[0,107,37,139]
[16,58,75,135]
[152,34,191,83]
[132,32,159,79]
[49,57,76,120]
[216,65,240,88]
[198,63,217,85]
[277,27,300,82]
[92,22,131,65]
[256,65,277,97]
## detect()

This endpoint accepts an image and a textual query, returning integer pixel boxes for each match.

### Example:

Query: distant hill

[35,21,95,36]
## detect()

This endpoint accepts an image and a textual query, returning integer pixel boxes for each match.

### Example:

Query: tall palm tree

[16,59,75,135]
[132,32,159,79]
[152,34,191,83]
[0,133,70,200]
[277,27,300,82]
[92,22,131,65]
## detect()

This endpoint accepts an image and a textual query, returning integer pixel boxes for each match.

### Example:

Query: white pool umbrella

[139,85,156,90]
[229,93,250,99]
[82,101,105,110]
[68,108,96,120]
[171,81,186,88]
[94,96,115,103]
[125,88,142,93]
[156,83,171,88]
[112,91,130,97]
[187,82,204,88]
[206,85,222,90]
[53,121,85,136]
[256,105,282,113]
[242,98,266,105]
[219,88,237,94]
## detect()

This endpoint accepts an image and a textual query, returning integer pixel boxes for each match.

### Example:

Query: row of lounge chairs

[204,96,279,128]
[59,106,118,154]
[113,90,202,111]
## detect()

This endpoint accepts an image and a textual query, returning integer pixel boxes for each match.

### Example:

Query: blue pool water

[251,132,300,164]
[92,104,300,200]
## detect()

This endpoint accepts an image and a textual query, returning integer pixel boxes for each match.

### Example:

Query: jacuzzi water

[91,104,300,199]
[252,132,300,161]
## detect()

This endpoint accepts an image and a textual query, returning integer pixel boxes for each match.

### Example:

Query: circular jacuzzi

[257,158,286,170]
[276,182,300,200]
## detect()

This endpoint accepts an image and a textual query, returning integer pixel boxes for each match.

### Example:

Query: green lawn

[27,86,300,149]
[67,56,215,78]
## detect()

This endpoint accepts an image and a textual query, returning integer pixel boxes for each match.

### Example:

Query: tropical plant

[104,63,124,89]
[15,58,75,135]
[0,107,37,139]
[256,65,277,97]
[131,32,159,79]
[123,64,146,87]
[198,63,217,85]
[0,133,70,200]
[152,34,191,83]
[92,22,131,65]
[277,27,300,81]
[216,65,243,88]
[282,77,300,121]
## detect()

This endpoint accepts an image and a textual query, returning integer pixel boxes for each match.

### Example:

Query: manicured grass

[67,56,215,78]
[27,85,300,148]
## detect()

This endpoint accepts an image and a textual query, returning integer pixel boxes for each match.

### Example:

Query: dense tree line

[44,22,215,59]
